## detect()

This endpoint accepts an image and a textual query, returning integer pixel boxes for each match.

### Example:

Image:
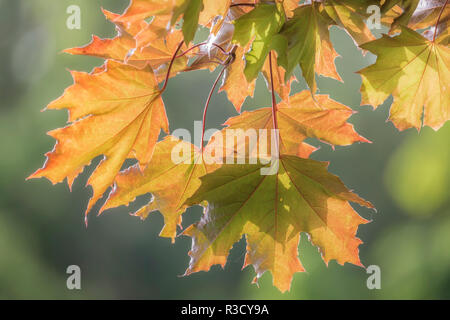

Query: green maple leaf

[183,155,373,292]
[359,27,450,131]
[232,3,285,81]
[273,3,341,93]
[179,0,204,44]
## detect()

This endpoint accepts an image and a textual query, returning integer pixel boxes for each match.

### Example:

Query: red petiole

[268,51,280,157]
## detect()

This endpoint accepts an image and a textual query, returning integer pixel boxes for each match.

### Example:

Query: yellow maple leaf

[100,136,219,240]
[359,27,450,131]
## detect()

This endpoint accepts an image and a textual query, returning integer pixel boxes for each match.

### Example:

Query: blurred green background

[0,0,449,299]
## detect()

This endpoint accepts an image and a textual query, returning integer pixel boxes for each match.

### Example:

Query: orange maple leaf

[64,11,189,79]
[211,90,369,159]
[28,60,169,217]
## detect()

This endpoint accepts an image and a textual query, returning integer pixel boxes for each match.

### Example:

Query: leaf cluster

[29,0,449,291]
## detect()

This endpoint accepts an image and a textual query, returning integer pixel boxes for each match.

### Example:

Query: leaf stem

[200,45,237,152]
[268,51,280,157]
[175,42,206,58]
[210,43,230,55]
[160,41,231,95]
[201,66,227,152]
[161,40,237,153]
[432,0,448,42]
[230,3,256,8]
[160,41,184,93]
[175,41,232,59]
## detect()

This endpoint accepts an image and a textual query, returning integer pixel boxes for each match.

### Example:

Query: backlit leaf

[100,136,217,240]
[359,27,450,130]
[179,0,204,44]
[213,90,369,158]
[184,155,372,292]
[29,61,169,216]
[232,3,285,81]
[274,3,341,93]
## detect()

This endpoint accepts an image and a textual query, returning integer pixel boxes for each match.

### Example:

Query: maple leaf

[323,0,376,46]
[190,6,293,112]
[65,17,189,82]
[28,60,169,216]
[100,136,218,240]
[183,155,373,292]
[117,0,205,44]
[232,2,285,81]
[211,90,369,159]
[219,46,257,113]
[359,27,450,130]
[273,2,341,93]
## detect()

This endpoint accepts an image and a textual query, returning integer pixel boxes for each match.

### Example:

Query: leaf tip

[359,135,372,144]
[84,214,89,228]
[25,170,40,181]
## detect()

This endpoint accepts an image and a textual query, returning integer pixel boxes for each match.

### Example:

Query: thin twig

[177,42,230,59]
[230,3,256,8]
